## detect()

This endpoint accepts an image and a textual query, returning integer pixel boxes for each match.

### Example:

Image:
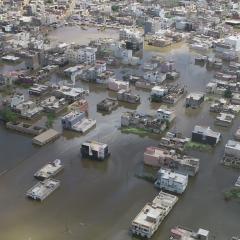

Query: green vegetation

[0,85,15,97]
[205,96,215,102]
[121,127,149,136]
[224,187,240,201]
[135,172,156,183]
[224,88,233,99]
[184,141,212,152]
[0,107,17,123]
[111,5,119,12]
[45,113,56,128]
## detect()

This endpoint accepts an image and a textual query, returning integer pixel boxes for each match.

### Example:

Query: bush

[224,88,232,98]
[111,5,119,12]
[0,107,17,123]
[45,113,55,128]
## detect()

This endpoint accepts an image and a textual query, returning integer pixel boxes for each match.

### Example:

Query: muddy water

[0,29,239,240]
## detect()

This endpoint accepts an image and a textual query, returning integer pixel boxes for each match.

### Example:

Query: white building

[225,35,240,52]
[154,168,188,194]
[156,108,175,122]
[119,28,142,42]
[223,140,240,167]
[131,191,178,239]
[151,86,168,97]
[11,94,25,109]
[66,47,96,65]
[143,71,166,83]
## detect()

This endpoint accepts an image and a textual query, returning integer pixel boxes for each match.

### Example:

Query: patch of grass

[224,187,240,201]
[184,141,212,152]
[121,127,150,136]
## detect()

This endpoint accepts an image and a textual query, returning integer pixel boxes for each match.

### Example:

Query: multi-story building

[192,125,221,146]
[10,94,25,109]
[223,140,240,168]
[185,92,204,108]
[154,168,188,194]
[66,46,96,65]
[156,108,175,123]
[81,141,110,160]
[144,147,200,176]
[131,192,178,239]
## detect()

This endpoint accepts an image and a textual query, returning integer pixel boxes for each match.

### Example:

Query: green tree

[0,107,17,123]
[111,5,119,12]
[45,113,55,128]
[224,88,232,98]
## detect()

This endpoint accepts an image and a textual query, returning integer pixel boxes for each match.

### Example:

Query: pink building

[108,79,129,92]
[143,147,199,176]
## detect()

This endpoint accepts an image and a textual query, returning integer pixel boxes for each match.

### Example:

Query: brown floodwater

[0,28,239,240]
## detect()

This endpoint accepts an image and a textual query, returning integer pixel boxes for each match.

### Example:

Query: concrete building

[151,86,168,100]
[223,140,240,168]
[156,108,175,123]
[10,94,25,108]
[144,18,161,35]
[41,96,67,114]
[155,168,188,194]
[170,226,210,240]
[54,86,88,103]
[186,92,204,108]
[225,35,240,51]
[14,100,43,119]
[108,78,129,92]
[81,141,110,161]
[61,111,96,133]
[29,84,50,96]
[143,71,166,83]
[144,147,200,176]
[192,125,221,146]
[131,192,178,239]
[66,46,96,65]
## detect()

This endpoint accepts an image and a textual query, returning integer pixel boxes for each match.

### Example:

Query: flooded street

[0,28,239,240]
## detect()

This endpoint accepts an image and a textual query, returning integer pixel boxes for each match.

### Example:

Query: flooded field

[0,28,239,240]
[48,26,119,45]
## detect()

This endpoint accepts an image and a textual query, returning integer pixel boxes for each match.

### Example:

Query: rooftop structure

[144,147,199,176]
[41,96,67,113]
[117,89,140,104]
[32,129,60,146]
[192,125,221,146]
[69,99,88,115]
[215,113,235,127]
[223,140,240,168]
[29,84,50,96]
[170,226,209,240]
[131,191,178,239]
[26,179,60,201]
[61,111,96,133]
[34,159,63,180]
[6,122,45,136]
[155,168,188,194]
[121,111,167,134]
[235,176,240,187]
[97,98,118,113]
[186,92,204,108]
[81,141,110,161]
[156,108,175,123]
[54,86,89,103]
[159,131,190,153]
